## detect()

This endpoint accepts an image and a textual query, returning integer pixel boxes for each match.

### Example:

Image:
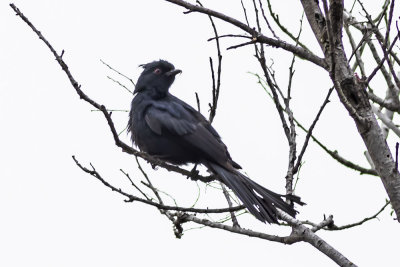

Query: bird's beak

[166,69,182,77]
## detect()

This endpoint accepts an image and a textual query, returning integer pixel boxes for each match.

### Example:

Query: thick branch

[300,0,400,221]
[181,213,299,243]
[278,211,356,267]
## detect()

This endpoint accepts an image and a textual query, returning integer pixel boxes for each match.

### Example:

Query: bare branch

[72,156,245,214]
[366,35,399,85]
[278,211,356,267]
[164,0,327,69]
[197,0,222,123]
[251,72,376,175]
[135,156,164,203]
[328,200,390,230]
[220,183,240,228]
[311,215,334,232]
[367,91,400,113]
[240,0,250,27]
[258,0,279,39]
[106,75,133,95]
[226,40,257,50]
[301,0,400,219]
[344,23,367,77]
[289,199,390,232]
[120,169,150,200]
[195,92,201,112]
[100,59,136,86]
[207,33,251,41]
[396,142,399,173]
[265,0,310,51]
[294,118,377,176]
[371,105,400,138]
[293,87,334,174]
[180,212,300,243]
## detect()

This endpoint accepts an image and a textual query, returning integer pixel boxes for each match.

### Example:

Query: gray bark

[300,0,400,222]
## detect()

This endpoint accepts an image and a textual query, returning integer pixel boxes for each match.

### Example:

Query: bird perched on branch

[128,59,304,224]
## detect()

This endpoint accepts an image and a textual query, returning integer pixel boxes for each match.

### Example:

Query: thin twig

[288,200,389,232]
[240,0,250,27]
[106,76,133,95]
[396,142,399,172]
[227,40,257,50]
[364,20,399,84]
[265,0,310,51]
[120,169,150,200]
[220,183,240,228]
[293,87,334,174]
[251,72,376,175]
[100,59,136,86]
[197,0,222,123]
[328,200,390,230]
[257,0,279,39]
[195,92,201,112]
[207,34,251,41]
[135,156,164,203]
[294,117,377,175]
[345,24,367,77]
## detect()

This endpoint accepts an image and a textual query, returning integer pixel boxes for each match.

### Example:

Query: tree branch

[72,156,245,214]
[73,154,361,267]
[300,0,400,221]
[164,0,328,69]
[328,200,390,230]
[278,210,356,267]
[252,72,377,176]
[293,87,334,174]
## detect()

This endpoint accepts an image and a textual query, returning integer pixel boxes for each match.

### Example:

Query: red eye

[153,68,162,74]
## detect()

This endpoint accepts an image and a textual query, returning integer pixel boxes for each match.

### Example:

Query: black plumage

[128,60,304,223]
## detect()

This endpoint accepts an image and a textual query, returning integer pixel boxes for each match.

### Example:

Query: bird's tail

[207,162,304,224]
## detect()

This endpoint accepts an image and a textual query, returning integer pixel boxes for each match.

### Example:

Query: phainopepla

[128,60,304,224]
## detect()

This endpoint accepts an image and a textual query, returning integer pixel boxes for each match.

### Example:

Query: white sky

[1,0,399,266]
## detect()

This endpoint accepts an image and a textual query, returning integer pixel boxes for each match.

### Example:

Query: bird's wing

[144,107,195,136]
[169,94,221,138]
[144,103,229,165]
[171,97,242,169]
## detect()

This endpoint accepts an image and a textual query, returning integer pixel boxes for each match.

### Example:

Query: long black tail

[207,162,304,224]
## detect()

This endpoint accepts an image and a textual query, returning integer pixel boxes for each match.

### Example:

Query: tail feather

[207,162,304,224]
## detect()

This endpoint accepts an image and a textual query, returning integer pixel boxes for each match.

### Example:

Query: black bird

[128,60,304,223]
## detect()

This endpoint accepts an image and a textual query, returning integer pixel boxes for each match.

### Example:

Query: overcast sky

[1,0,399,266]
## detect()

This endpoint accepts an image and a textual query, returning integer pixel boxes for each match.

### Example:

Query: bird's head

[134,60,181,97]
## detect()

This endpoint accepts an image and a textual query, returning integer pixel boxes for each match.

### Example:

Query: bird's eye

[153,68,162,74]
